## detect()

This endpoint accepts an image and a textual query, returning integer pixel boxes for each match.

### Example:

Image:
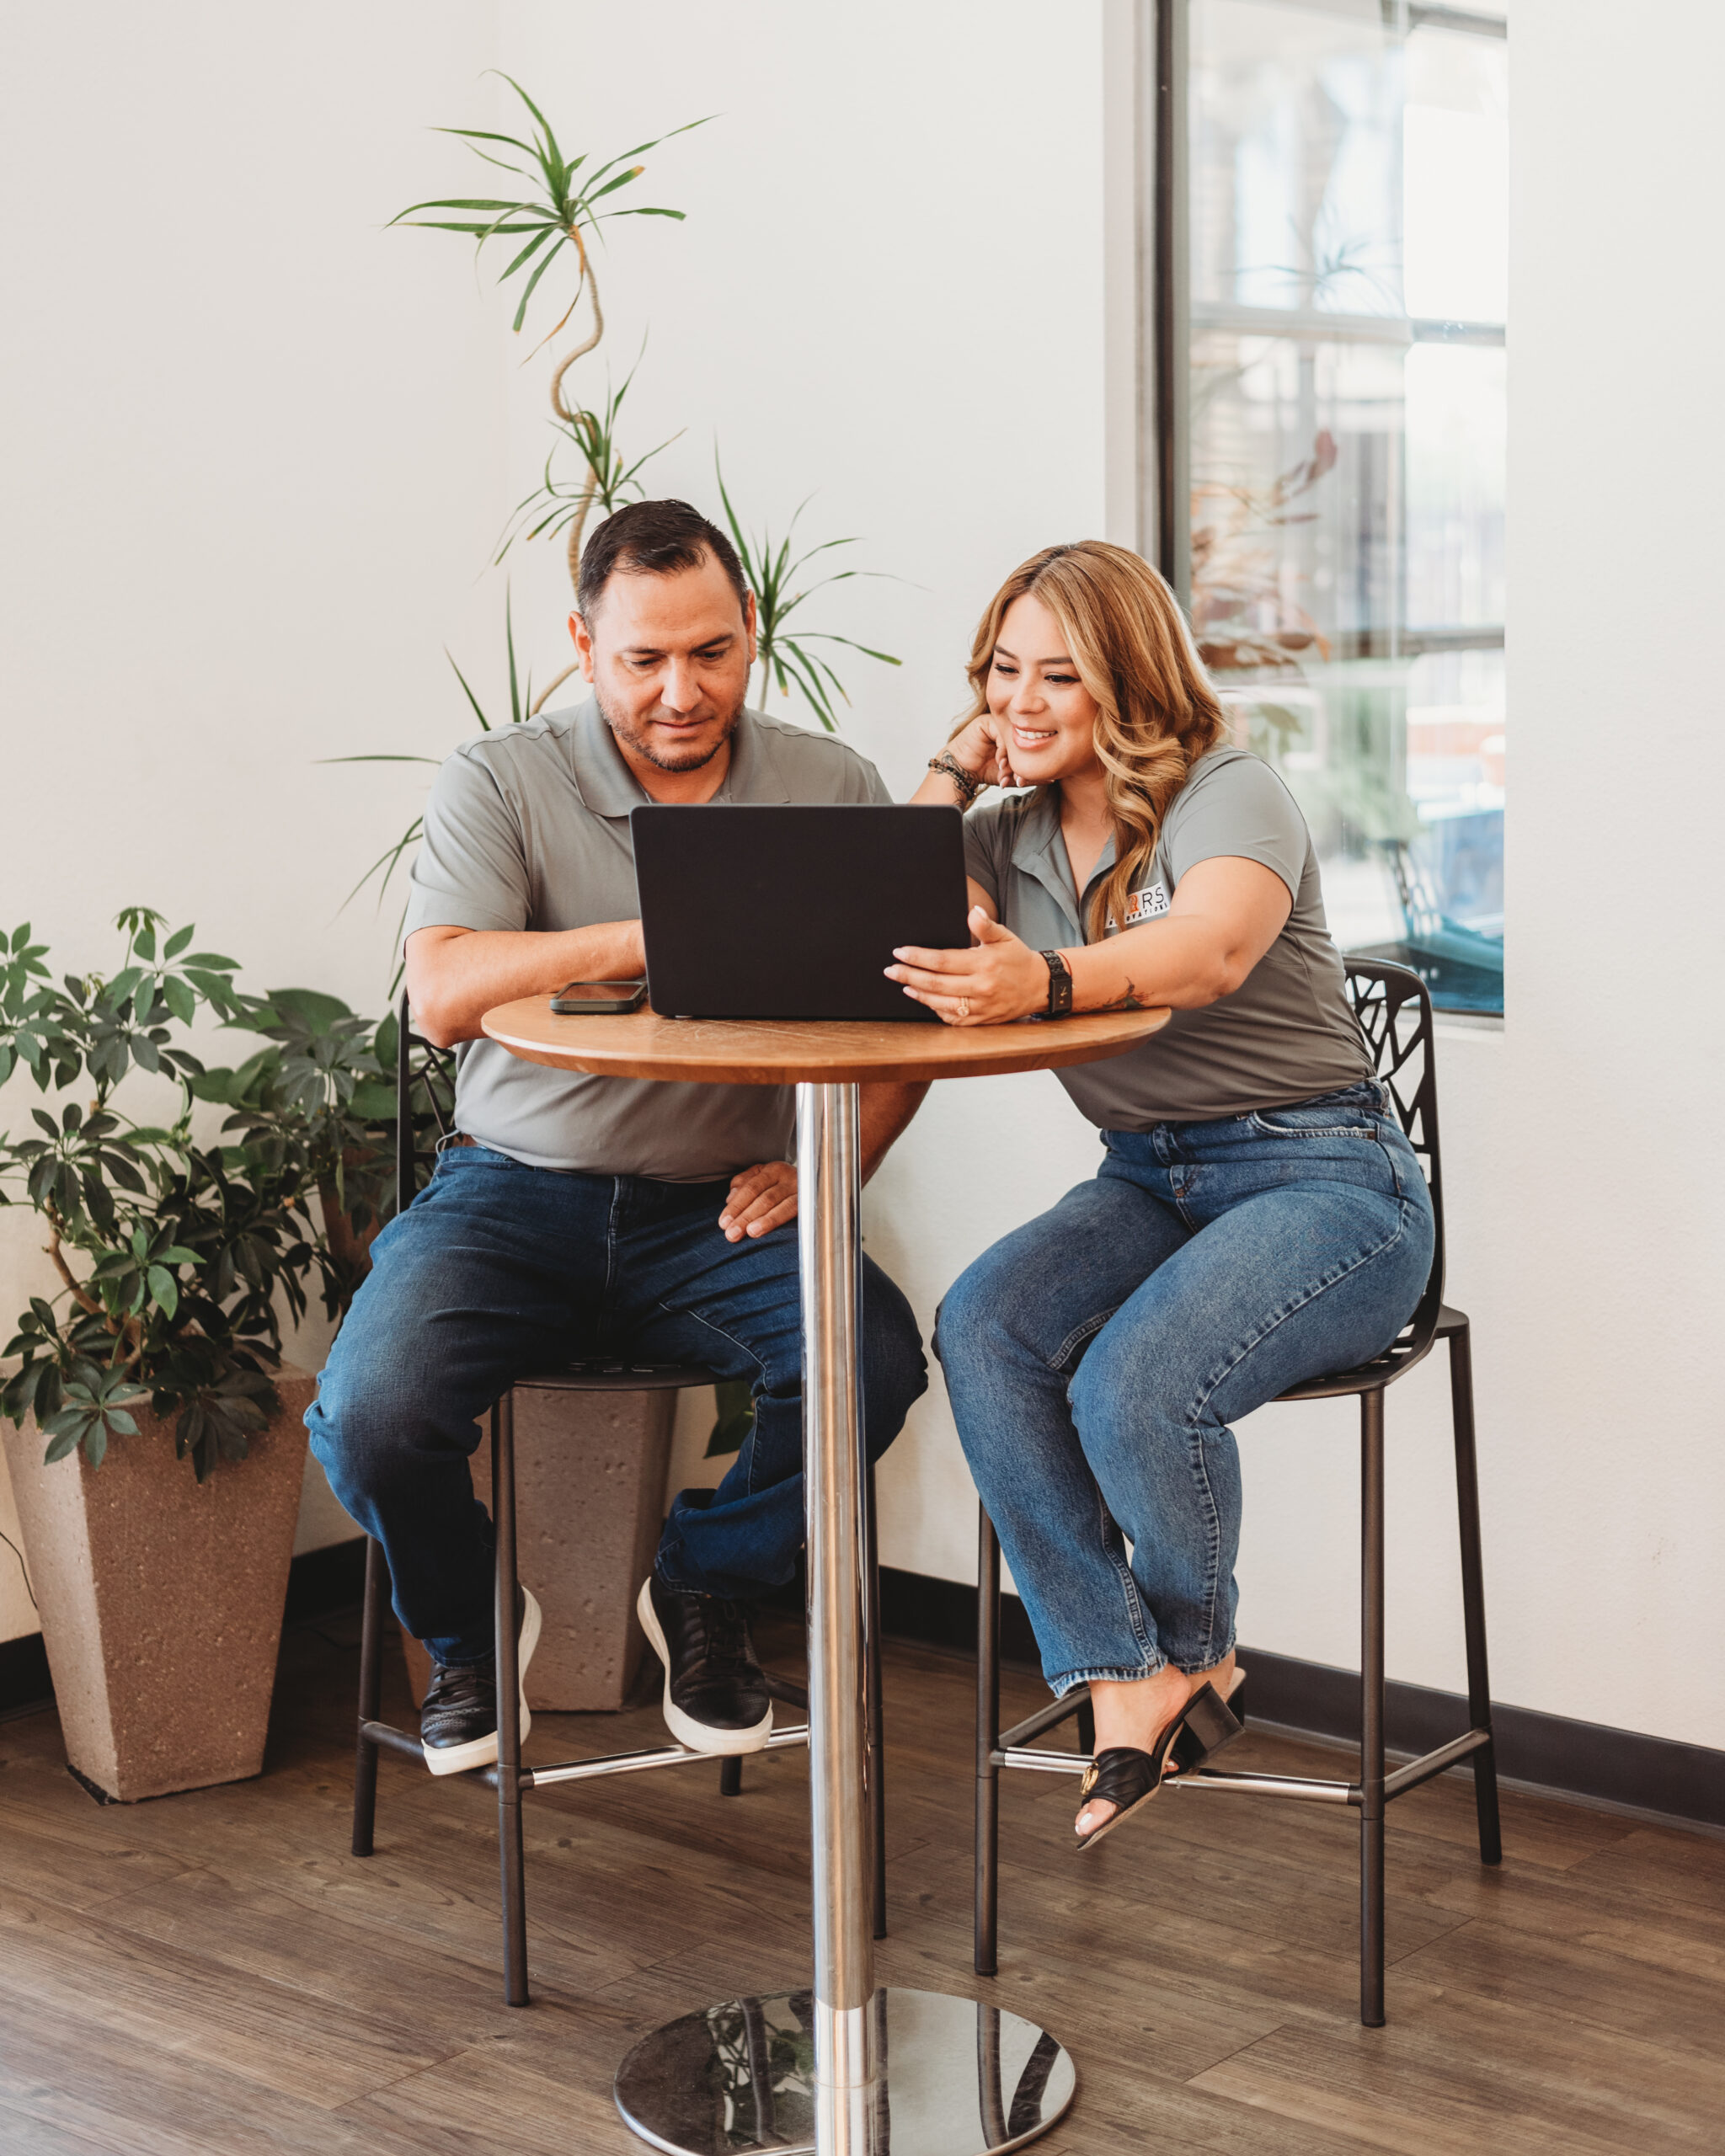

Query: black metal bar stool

[349,999,889,2005]
[973,958,1500,2027]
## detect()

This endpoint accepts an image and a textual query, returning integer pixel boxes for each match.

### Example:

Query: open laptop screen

[632,803,970,1022]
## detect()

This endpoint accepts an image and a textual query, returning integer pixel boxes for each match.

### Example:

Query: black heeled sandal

[1074,1678,1245,1854]
[1171,1664,1247,1771]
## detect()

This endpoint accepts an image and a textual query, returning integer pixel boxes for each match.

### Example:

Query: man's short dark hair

[577,499,749,623]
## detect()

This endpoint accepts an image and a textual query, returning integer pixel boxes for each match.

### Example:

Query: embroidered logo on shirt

[1123,881,1170,924]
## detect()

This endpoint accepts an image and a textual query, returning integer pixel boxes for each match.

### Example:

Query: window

[1156,0,1507,1012]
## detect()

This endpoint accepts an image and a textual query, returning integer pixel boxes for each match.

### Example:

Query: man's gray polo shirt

[403,699,891,1179]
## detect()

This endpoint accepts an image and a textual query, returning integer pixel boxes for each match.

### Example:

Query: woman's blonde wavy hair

[953,542,1228,941]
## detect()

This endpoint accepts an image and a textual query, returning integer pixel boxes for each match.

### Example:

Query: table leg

[612,1082,1076,2156]
[798,1081,875,2116]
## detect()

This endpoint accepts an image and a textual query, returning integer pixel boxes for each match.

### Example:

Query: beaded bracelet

[927,752,985,809]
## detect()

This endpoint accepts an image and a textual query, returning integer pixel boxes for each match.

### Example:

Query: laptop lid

[631,803,970,1022]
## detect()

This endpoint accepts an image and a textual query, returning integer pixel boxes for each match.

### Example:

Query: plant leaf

[510,233,565,332]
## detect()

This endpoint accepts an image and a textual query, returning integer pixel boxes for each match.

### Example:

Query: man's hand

[719,1161,798,1241]
[715,1081,930,1243]
[885,906,1049,1025]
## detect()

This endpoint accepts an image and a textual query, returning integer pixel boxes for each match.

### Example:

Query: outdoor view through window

[1184,0,1506,1011]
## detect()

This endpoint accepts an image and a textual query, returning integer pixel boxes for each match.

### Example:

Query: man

[307,499,929,1773]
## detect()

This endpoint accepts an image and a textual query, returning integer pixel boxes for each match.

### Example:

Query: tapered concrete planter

[400,1375,680,1714]
[2,1366,313,1801]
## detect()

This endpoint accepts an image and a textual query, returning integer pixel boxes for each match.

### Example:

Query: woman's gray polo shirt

[963,746,1370,1128]
[403,700,890,1180]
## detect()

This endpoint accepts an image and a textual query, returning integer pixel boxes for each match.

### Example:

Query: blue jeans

[307,1144,927,1662]
[933,1082,1434,1695]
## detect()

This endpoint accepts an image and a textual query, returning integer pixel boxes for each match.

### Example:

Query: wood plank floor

[2,1608,1722,2154]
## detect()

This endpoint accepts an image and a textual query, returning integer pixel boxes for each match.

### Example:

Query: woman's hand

[885,907,1049,1025]
[945,712,1021,792]
[718,1161,798,1241]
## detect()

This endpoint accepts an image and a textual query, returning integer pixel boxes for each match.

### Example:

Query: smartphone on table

[550,979,648,1015]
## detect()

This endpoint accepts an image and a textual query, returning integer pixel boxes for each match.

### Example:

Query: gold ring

[957,998,971,1020]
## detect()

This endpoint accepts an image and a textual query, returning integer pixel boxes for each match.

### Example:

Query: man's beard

[595,680,744,772]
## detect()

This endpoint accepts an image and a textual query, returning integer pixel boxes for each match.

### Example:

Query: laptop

[631,803,970,1022]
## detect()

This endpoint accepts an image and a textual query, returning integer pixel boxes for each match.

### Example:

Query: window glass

[1185,0,1506,1011]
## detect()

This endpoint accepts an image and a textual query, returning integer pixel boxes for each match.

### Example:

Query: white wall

[0,1,505,1634]
[3,3,1722,1758]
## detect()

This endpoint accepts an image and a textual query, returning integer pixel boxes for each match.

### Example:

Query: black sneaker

[419,1586,542,1777]
[636,1574,772,1755]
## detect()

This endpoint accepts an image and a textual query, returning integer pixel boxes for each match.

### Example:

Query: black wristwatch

[1041,949,1073,1017]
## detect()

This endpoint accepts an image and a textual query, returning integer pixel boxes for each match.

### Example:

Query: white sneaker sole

[422,1587,542,1777]
[636,1577,773,1756]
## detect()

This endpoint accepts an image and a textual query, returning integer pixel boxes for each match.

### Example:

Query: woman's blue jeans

[307,1143,927,1663]
[933,1082,1434,1696]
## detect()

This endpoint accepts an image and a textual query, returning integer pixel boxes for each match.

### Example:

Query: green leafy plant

[494,348,681,571]
[0,912,334,1479]
[198,990,456,1301]
[196,991,394,1256]
[336,77,903,968]
[716,462,901,733]
[391,77,706,713]
[389,75,702,343]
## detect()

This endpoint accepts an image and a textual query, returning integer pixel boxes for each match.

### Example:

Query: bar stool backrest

[1338,955,1445,1374]
[394,990,457,1220]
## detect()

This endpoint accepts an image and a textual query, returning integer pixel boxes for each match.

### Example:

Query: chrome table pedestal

[612,1085,1076,2156]
[615,1986,1074,2155]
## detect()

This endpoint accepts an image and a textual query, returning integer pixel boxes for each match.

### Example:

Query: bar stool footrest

[360,1719,428,1764]
[992,1745,1091,1775]
[520,1723,812,1790]
[360,1716,814,1791]
[1383,1726,1493,1800]
[1169,1767,1357,1802]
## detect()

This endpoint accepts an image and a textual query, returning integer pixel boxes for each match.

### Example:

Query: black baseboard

[872,1565,1725,1834]
[1215,1646,1725,1832]
[876,1565,1038,1662]
[0,1630,51,1723]
[6,1545,1720,1832]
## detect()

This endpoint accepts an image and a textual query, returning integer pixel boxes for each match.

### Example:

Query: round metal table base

[614,1986,1076,2156]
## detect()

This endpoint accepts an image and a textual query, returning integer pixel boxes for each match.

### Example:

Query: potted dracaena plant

[0,909,374,1800]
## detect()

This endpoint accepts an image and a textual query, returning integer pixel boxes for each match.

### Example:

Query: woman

[896,542,1434,1850]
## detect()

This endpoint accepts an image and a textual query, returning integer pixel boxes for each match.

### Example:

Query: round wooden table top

[479,997,1171,1086]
